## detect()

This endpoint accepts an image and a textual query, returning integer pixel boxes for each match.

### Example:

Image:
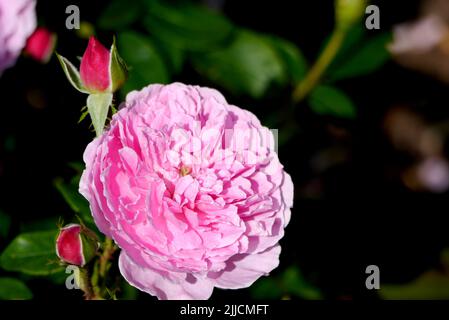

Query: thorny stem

[99,237,116,278]
[83,237,116,300]
[78,267,101,300]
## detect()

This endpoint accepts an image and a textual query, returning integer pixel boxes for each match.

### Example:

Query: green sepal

[79,226,99,266]
[56,53,89,94]
[109,37,128,92]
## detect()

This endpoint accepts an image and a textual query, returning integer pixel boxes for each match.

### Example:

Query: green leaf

[309,85,356,118]
[192,30,286,98]
[53,177,94,226]
[56,53,88,94]
[266,36,308,83]
[117,31,170,96]
[142,0,234,51]
[0,210,11,238]
[0,230,62,276]
[98,0,142,30]
[380,271,449,300]
[0,278,33,300]
[87,93,113,137]
[78,109,89,124]
[328,32,392,82]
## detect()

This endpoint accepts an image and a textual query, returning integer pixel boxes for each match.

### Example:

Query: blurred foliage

[97,0,390,116]
[19,217,60,233]
[0,278,33,300]
[381,271,449,300]
[309,85,356,118]
[53,164,98,231]
[142,0,235,51]
[117,31,170,95]
[192,30,287,98]
[251,266,322,300]
[380,249,449,300]
[327,32,392,82]
[98,0,142,30]
[0,210,11,239]
[0,230,62,276]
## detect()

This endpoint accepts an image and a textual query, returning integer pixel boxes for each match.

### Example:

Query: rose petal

[208,245,281,289]
[119,252,214,300]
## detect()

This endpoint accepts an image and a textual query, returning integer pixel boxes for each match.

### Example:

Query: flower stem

[86,237,116,300]
[78,267,101,300]
[292,28,346,103]
[99,237,115,278]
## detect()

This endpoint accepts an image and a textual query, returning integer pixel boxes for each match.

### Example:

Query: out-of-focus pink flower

[388,0,449,84]
[417,157,449,193]
[0,0,36,75]
[24,27,56,63]
[80,83,294,300]
[389,15,448,54]
[56,224,99,267]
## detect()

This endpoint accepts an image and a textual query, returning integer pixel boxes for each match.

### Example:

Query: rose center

[179,165,191,177]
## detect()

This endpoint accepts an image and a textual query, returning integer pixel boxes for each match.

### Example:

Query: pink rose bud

[57,36,127,94]
[56,224,99,267]
[80,37,111,93]
[24,27,56,63]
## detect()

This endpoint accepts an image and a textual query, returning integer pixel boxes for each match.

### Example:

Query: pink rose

[80,83,294,300]
[25,27,56,63]
[0,0,36,75]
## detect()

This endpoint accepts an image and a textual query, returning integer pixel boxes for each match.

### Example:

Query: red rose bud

[80,37,111,93]
[56,224,99,267]
[79,36,128,93]
[25,27,56,63]
[57,36,127,94]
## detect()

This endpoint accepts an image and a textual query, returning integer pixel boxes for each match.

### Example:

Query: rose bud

[24,27,56,63]
[57,36,128,94]
[56,224,99,267]
[335,0,367,31]
[80,37,110,92]
[80,36,128,93]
